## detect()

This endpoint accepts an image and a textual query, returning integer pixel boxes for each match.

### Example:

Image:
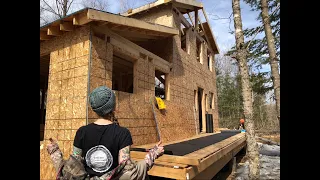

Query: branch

[66,0,75,15]
[246,3,280,50]
[55,0,62,18]
[208,12,233,32]
[42,0,60,16]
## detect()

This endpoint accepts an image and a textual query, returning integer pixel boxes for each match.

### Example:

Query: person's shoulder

[115,125,131,134]
[77,123,93,132]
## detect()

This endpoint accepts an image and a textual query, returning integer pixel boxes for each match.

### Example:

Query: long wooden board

[186,136,246,179]
[131,151,200,166]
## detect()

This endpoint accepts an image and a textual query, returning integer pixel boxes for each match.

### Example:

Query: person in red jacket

[238,119,245,130]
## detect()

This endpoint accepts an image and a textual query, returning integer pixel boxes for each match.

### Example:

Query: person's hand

[155,140,164,156]
[47,138,59,155]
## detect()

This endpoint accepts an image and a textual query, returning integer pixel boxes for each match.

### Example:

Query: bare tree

[80,0,109,11]
[260,0,280,122]
[41,0,75,19]
[231,0,260,179]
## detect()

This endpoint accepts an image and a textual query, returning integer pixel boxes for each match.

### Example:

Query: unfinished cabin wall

[88,31,159,146]
[40,26,90,180]
[170,10,220,134]
[129,5,174,27]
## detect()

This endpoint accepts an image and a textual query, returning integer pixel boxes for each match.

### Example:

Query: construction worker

[47,86,164,180]
[238,119,245,130]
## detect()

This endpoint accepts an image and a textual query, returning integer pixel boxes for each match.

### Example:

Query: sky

[104,0,270,73]
[42,0,270,73]
[41,0,274,102]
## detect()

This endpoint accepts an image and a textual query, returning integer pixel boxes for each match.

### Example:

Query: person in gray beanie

[46,86,164,180]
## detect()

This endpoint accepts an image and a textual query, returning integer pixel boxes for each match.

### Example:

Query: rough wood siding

[129,5,174,27]
[40,26,90,180]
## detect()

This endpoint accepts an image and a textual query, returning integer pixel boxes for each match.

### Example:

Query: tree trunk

[63,0,68,17]
[260,0,280,122]
[232,0,260,179]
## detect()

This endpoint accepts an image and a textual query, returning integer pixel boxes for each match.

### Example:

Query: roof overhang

[122,0,203,16]
[40,8,179,42]
[121,0,220,54]
[202,22,219,54]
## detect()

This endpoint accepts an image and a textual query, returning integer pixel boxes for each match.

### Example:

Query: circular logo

[85,145,113,173]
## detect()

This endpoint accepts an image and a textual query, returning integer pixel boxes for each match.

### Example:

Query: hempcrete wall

[130,5,220,135]
[40,26,90,180]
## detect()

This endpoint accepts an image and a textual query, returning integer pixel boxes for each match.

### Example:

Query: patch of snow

[235,143,280,180]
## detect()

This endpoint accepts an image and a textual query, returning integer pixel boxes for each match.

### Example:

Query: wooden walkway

[131,131,246,180]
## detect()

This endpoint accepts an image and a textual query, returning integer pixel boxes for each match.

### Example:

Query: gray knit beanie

[89,86,116,117]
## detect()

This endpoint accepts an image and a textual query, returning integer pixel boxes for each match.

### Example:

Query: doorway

[198,87,203,132]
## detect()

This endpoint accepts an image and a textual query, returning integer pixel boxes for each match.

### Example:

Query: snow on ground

[235,143,280,180]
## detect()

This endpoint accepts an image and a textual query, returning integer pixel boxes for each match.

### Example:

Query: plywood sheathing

[123,3,220,140]
[128,5,174,27]
[87,32,160,146]
[40,26,90,180]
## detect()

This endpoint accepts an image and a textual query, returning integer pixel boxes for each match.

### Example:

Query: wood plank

[131,151,200,166]
[186,141,245,179]
[195,9,199,31]
[187,12,195,26]
[60,21,74,31]
[73,11,91,25]
[88,9,178,36]
[190,150,233,179]
[40,31,51,40]
[47,26,62,36]
[201,8,220,54]
[148,165,186,179]
[186,137,246,179]
[132,158,189,168]
[173,7,191,28]
[115,30,161,40]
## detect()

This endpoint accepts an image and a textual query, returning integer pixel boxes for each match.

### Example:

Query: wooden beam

[174,0,203,8]
[201,8,220,54]
[130,151,200,166]
[186,135,246,179]
[47,26,62,36]
[155,73,165,84]
[187,12,195,26]
[87,9,178,36]
[195,9,199,32]
[60,21,74,31]
[173,7,191,28]
[73,11,91,25]
[40,31,51,40]
[121,0,170,16]
[132,158,189,168]
[148,165,186,179]
[195,21,214,54]
[190,150,234,179]
[93,26,172,73]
